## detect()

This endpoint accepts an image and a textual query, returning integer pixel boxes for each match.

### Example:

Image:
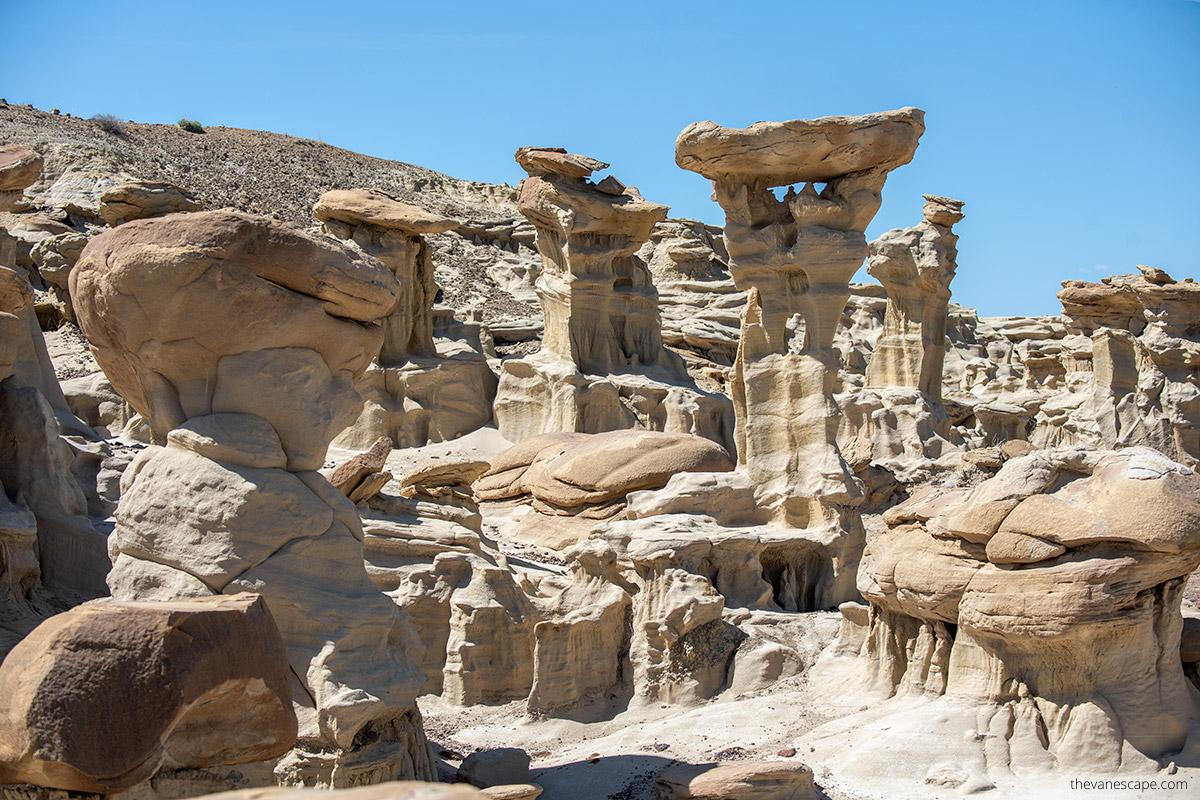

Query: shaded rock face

[315,189,497,449]
[495,150,733,451]
[0,594,296,793]
[70,210,435,786]
[815,447,1200,781]
[673,108,925,607]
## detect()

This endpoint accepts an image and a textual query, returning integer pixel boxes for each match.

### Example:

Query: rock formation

[99,180,203,227]
[474,430,735,519]
[315,189,497,448]
[660,108,925,608]
[494,148,733,451]
[71,209,435,786]
[865,194,963,398]
[0,594,296,793]
[0,145,43,212]
[805,447,1200,792]
[835,195,964,478]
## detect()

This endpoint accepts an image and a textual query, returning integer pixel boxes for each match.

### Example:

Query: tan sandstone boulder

[0,594,296,793]
[655,760,816,800]
[99,180,203,227]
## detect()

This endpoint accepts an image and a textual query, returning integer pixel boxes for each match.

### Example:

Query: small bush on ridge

[178,118,204,133]
[91,113,126,136]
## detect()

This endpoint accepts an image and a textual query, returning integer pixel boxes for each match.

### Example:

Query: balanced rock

[71,209,436,785]
[99,180,203,227]
[315,189,496,449]
[0,594,296,794]
[672,108,924,607]
[495,149,733,450]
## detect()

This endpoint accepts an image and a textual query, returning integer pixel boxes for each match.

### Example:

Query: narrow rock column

[675,109,925,539]
[865,194,964,402]
[514,147,674,375]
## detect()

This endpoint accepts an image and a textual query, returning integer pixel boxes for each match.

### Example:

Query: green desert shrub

[177,118,204,133]
[91,113,126,135]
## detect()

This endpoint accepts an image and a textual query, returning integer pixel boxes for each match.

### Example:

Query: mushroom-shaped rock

[675,108,925,186]
[832,447,1200,783]
[0,594,296,793]
[71,209,400,467]
[99,180,203,227]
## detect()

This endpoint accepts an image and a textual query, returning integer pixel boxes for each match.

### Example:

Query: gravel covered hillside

[0,100,541,323]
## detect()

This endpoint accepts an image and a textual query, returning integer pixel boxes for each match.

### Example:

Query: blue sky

[5,0,1198,316]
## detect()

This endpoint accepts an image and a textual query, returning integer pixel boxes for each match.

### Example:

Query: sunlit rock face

[71,209,436,786]
[804,447,1200,791]
[672,108,925,607]
[494,148,734,452]
[314,188,498,449]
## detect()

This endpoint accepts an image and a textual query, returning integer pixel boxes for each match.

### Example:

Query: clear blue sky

[5,0,1198,317]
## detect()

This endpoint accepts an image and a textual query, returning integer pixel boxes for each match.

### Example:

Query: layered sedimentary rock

[71,209,435,785]
[1057,266,1200,464]
[495,149,733,451]
[315,189,497,448]
[836,195,964,477]
[806,447,1200,790]
[663,108,925,608]
[0,594,296,793]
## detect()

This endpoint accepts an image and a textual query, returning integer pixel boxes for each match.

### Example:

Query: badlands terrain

[0,100,1198,800]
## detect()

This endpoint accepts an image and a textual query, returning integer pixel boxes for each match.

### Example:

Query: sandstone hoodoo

[70,209,435,785]
[494,147,734,451]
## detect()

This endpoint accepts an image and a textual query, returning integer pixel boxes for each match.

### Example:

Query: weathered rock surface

[98,180,202,227]
[456,749,530,789]
[316,189,496,449]
[495,149,733,451]
[0,594,295,793]
[0,145,42,211]
[655,760,816,800]
[664,109,924,609]
[475,430,734,518]
[806,447,1200,789]
[71,209,435,785]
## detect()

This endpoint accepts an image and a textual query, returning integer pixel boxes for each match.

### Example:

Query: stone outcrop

[835,195,964,478]
[661,108,924,609]
[494,149,733,451]
[71,209,435,786]
[865,194,963,398]
[805,447,1200,790]
[0,145,43,212]
[474,430,735,519]
[655,760,816,800]
[99,180,202,227]
[315,189,497,448]
[0,266,107,602]
[0,594,296,793]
